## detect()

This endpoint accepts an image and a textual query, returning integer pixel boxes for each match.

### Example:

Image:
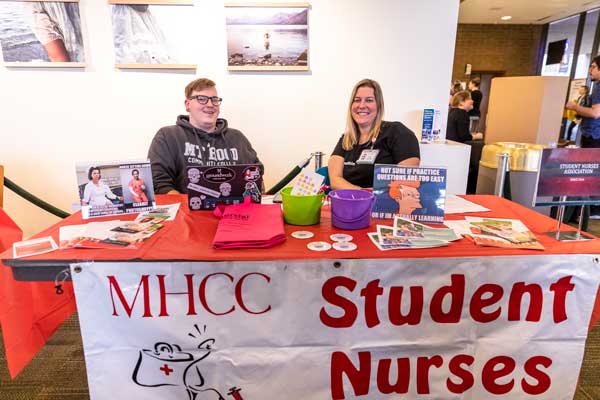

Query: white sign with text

[72,255,600,400]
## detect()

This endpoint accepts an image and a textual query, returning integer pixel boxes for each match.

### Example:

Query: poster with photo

[225,2,309,71]
[108,0,196,69]
[372,164,447,224]
[76,160,156,219]
[0,0,86,66]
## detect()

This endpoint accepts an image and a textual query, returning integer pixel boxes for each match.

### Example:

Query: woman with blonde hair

[328,79,420,189]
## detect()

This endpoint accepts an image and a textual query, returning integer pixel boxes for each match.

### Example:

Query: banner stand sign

[533,148,600,241]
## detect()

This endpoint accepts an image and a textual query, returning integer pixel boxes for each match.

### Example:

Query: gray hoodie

[148,115,261,194]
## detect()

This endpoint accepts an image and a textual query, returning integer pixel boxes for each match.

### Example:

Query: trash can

[476,142,550,215]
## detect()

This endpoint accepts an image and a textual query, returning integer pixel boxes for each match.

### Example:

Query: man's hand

[565,101,578,111]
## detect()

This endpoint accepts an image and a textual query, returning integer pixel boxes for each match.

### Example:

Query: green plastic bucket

[281,187,324,225]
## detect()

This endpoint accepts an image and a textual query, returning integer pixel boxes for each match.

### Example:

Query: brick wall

[452,24,544,81]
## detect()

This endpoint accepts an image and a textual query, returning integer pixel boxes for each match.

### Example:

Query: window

[542,15,580,76]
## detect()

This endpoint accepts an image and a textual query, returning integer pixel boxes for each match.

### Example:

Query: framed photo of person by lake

[108,0,196,70]
[225,2,309,71]
[0,0,86,68]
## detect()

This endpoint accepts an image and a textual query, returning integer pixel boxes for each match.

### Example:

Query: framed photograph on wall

[0,0,86,68]
[108,0,196,70]
[225,2,309,71]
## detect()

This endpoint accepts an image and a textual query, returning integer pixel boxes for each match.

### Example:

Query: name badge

[356,149,380,164]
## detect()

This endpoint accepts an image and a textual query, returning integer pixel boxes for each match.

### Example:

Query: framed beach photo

[0,0,86,67]
[108,0,196,69]
[225,2,309,71]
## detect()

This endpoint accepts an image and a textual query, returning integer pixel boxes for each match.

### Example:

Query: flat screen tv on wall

[546,39,567,65]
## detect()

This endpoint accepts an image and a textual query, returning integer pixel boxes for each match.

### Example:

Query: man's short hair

[592,55,600,68]
[469,77,480,88]
[184,78,216,99]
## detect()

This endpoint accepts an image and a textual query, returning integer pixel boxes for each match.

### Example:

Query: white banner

[71,255,600,400]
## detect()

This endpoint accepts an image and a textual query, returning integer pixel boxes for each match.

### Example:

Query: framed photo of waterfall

[225,2,309,71]
[108,0,197,70]
[0,0,86,67]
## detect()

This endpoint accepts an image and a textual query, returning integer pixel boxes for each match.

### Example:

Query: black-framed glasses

[190,95,223,106]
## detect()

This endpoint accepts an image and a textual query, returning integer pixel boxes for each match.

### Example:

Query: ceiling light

[501,15,512,20]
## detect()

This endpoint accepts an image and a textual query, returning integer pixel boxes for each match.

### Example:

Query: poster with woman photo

[76,160,156,219]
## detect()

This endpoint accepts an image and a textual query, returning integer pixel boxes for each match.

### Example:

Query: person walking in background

[449,81,463,107]
[566,85,591,141]
[468,78,483,117]
[565,55,600,218]
[468,77,483,132]
[447,91,483,143]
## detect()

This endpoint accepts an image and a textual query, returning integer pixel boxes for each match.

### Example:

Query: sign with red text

[71,255,600,400]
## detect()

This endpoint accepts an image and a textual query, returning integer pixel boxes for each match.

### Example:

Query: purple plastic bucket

[329,189,374,230]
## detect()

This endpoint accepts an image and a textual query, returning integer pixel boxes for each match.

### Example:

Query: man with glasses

[565,55,600,218]
[148,78,261,194]
[566,56,600,149]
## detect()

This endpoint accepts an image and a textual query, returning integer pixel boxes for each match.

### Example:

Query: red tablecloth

[2,194,599,264]
[0,209,77,379]
[1,195,599,378]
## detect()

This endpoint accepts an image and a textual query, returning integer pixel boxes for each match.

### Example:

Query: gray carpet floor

[1,220,599,399]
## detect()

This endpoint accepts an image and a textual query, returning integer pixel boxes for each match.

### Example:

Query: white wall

[0,0,459,237]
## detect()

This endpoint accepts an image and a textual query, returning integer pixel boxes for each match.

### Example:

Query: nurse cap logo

[132,323,245,399]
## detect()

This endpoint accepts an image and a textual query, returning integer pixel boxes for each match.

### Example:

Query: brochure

[445,217,544,250]
[393,216,461,242]
[59,219,163,250]
[136,203,180,221]
[367,232,448,251]
[13,236,58,258]
[76,160,156,219]
[372,164,447,223]
[444,194,490,214]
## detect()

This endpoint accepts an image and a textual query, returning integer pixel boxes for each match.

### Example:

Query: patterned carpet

[1,220,599,400]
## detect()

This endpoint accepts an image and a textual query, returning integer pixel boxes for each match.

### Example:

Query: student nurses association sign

[71,255,600,399]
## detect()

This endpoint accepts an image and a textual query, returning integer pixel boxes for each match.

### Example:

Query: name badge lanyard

[356,136,380,165]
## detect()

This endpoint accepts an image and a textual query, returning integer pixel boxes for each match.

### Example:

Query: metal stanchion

[312,152,324,171]
[545,199,595,241]
[494,152,509,197]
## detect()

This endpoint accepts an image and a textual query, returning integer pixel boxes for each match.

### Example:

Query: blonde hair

[185,78,216,99]
[341,79,385,151]
[451,90,471,108]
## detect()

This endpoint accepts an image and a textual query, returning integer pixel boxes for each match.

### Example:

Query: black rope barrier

[4,177,70,219]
